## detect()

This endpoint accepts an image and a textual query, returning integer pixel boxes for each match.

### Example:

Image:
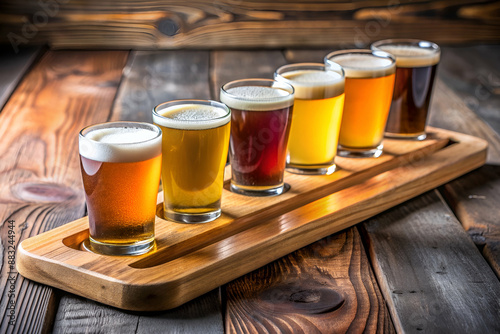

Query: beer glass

[275,62,345,175]
[325,50,396,158]
[153,100,230,223]
[371,39,441,140]
[220,79,294,196]
[79,121,162,256]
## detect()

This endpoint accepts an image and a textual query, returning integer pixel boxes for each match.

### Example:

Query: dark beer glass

[372,39,440,140]
[220,79,294,196]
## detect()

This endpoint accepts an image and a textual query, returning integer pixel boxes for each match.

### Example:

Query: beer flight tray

[17,127,487,311]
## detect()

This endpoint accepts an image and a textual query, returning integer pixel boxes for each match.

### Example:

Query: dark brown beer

[372,40,440,140]
[220,79,294,196]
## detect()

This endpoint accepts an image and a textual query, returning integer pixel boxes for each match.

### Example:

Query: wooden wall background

[0,0,499,51]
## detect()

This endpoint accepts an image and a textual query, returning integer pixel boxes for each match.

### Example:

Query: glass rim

[152,99,230,124]
[220,78,294,102]
[79,121,162,146]
[274,62,345,85]
[325,49,396,68]
[371,39,441,55]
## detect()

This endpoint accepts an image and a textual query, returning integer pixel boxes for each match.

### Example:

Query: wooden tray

[17,127,487,311]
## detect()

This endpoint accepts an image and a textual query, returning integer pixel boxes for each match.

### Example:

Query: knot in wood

[158,18,179,36]
[12,182,76,203]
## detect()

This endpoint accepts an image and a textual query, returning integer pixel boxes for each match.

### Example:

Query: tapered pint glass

[79,121,162,255]
[153,100,231,223]
[325,50,396,158]
[220,79,294,196]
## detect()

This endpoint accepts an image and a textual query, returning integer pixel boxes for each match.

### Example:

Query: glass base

[230,182,289,197]
[286,163,336,175]
[87,237,154,256]
[337,144,383,158]
[385,132,427,141]
[164,208,221,224]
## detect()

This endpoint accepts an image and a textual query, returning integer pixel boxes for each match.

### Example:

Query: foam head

[278,69,344,99]
[79,123,162,163]
[326,51,396,79]
[374,44,440,68]
[153,103,230,130]
[220,82,294,111]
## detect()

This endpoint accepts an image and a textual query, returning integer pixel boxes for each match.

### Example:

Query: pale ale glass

[220,79,294,196]
[275,63,345,175]
[325,50,396,158]
[79,122,162,256]
[153,100,230,223]
[372,39,440,140]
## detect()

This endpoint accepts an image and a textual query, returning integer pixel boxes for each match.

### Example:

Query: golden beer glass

[79,121,162,256]
[325,50,396,158]
[371,39,441,140]
[275,63,345,175]
[153,100,231,223]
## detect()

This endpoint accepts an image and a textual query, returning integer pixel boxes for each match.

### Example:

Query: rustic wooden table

[1,45,499,333]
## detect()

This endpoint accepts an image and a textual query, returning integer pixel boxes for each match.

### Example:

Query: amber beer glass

[275,63,345,175]
[220,79,294,196]
[153,100,230,223]
[325,50,396,158]
[372,39,441,140]
[79,122,162,256]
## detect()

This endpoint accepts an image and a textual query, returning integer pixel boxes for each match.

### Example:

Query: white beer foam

[280,70,344,100]
[153,104,230,130]
[376,45,440,67]
[331,54,395,78]
[220,86,294,111]
[79,126,161,163]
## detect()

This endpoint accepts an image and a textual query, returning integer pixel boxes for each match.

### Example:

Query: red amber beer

[220,79,294,196]
[372,39,440,140]
[79,122,162,256]
[275,63,345,175]
[153,100,230,223]
[325,50,396,158]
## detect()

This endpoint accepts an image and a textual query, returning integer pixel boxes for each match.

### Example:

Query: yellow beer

[153,100,230,223]
[275,63,344,174]
[325,50,396,158]
[79,122,162,256]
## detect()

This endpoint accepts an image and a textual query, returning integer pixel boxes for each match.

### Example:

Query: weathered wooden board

[52,50,225,334]
[17,128,487,311]
[225,227,395,333]
[360,191,500,332]
[0,50,128,334]
[0,47,41,110]
[438,45,500,135]
[1,1,499,49]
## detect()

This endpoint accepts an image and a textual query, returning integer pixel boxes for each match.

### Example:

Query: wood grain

[0,47,41,110]
[437,45,500,135]
[16,128,487,311]
[52,50,225,333]
[426,46,500,278]
[226,227,395,333]
[0,50,128,334]
[360,191,500,332]
[0,1,499,49]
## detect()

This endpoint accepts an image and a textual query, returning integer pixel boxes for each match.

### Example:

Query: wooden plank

[0,1,499,49]
[17,127,487,311]
[226,227,395,333]
[360,191,500,332]
[52,50,224,333]
[427,47,500,278]
[0,50,128,334]
[438,45,500,135]
[0,47,41,110]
